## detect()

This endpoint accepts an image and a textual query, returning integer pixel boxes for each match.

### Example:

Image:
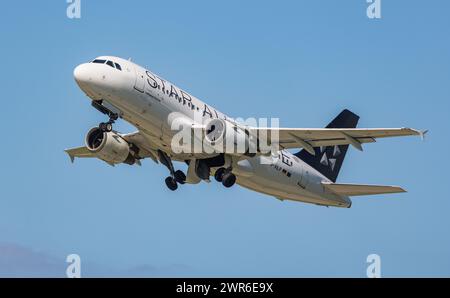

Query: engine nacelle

[204,119,255,155]
[85,127,136,165]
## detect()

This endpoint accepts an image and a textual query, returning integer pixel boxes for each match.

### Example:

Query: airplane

[66,56,426,208]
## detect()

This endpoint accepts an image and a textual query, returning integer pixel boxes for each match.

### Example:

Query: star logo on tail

[320,145,341,171]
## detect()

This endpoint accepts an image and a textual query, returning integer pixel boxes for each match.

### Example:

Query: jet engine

[204,119,255,155]
[85,127,137,165]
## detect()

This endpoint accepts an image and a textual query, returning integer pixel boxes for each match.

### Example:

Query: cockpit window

[91,59,122,71]
[92,59,106,64]
[106,60,115,68]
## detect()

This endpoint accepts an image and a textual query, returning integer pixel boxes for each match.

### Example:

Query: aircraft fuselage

[73,56,352,208]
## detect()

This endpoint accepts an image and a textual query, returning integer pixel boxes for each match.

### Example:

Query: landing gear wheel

[222,172,236,188]
[165,176,178,191]
[174,170,186,184]
[214,168,226,182]
[99,122,107,132]
[105,122,113,132]
[99,122,113,132]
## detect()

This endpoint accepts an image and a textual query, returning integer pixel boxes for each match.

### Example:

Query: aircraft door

[133,66,146,93]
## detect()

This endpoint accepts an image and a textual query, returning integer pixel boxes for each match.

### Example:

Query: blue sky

[0,0,449,277]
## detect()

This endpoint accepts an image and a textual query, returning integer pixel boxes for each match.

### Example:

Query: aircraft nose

[73,63,91,85]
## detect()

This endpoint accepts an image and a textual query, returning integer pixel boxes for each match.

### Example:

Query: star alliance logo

[319,145,341,171]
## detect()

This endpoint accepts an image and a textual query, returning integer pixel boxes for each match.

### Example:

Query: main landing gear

[158,150,186,191]
[159,155,235,190]
[164,170,186,191]
[214,167,236,188]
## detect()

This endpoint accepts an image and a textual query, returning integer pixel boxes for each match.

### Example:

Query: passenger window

[106,60,115,68]
[114,63,122,71]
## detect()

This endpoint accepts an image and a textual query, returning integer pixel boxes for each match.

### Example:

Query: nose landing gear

[99,121,114,132]
[98,110,118,133]
[91,100,119,132]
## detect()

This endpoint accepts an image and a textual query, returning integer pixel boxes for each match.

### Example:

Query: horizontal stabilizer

[322,182,406,196]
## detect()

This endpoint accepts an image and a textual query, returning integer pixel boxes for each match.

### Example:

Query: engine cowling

[85,127,136,165]
[204,119,255,155]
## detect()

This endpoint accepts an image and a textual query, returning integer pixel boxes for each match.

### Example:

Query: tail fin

[294,109,359,182]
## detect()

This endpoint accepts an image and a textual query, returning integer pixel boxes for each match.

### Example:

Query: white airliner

[66,56,425,208]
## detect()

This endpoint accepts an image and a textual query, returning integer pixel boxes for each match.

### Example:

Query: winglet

[65,150,75,163]
[407,128,428,141]
[419,129,428,141]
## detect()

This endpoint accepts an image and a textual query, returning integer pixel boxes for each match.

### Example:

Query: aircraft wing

[249,127,425,154]
[64,146,118,166]
[65,146,95,163]
[65,131,160,164]
[121,131,159,163]
[322,182,406,196]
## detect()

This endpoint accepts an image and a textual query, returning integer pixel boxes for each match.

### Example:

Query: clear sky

[0,0,449,277]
